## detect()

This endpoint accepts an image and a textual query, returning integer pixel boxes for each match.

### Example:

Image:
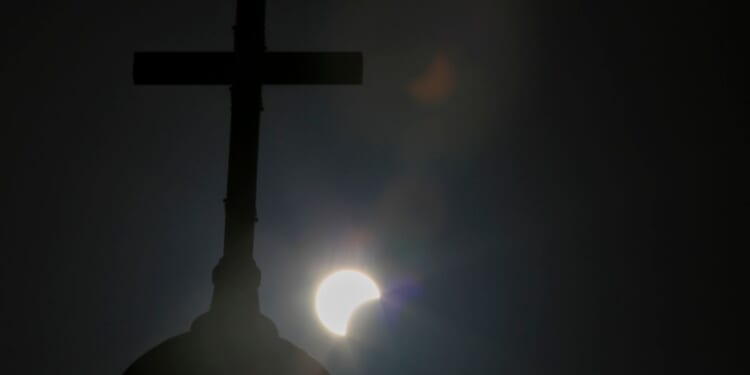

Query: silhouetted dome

[125,311,328,375]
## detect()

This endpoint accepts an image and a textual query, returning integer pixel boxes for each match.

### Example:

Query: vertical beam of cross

[222,0,265,262]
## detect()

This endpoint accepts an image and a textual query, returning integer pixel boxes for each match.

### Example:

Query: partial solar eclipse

[315,270,381,336]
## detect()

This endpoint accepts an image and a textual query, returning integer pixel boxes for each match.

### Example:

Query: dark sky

[0,1,740,374]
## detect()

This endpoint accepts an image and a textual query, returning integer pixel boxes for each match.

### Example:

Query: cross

[133,0,362,315]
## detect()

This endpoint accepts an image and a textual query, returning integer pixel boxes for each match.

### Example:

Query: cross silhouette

[125,1,361,373]
[133,0,361,312]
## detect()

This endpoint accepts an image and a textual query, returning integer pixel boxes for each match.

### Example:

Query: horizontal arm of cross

[133,52,362,85]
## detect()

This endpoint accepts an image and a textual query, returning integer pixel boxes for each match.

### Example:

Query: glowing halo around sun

[315,270,381,336]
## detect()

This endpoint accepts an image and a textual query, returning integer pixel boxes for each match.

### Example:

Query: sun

[315,270,381,336]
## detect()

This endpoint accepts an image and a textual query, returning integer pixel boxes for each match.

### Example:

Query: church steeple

[125,0,362,373]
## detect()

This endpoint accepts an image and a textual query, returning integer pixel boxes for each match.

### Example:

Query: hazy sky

[0,1,738,374]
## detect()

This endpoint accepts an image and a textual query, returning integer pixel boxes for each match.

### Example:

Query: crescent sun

[315,270,381,336]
